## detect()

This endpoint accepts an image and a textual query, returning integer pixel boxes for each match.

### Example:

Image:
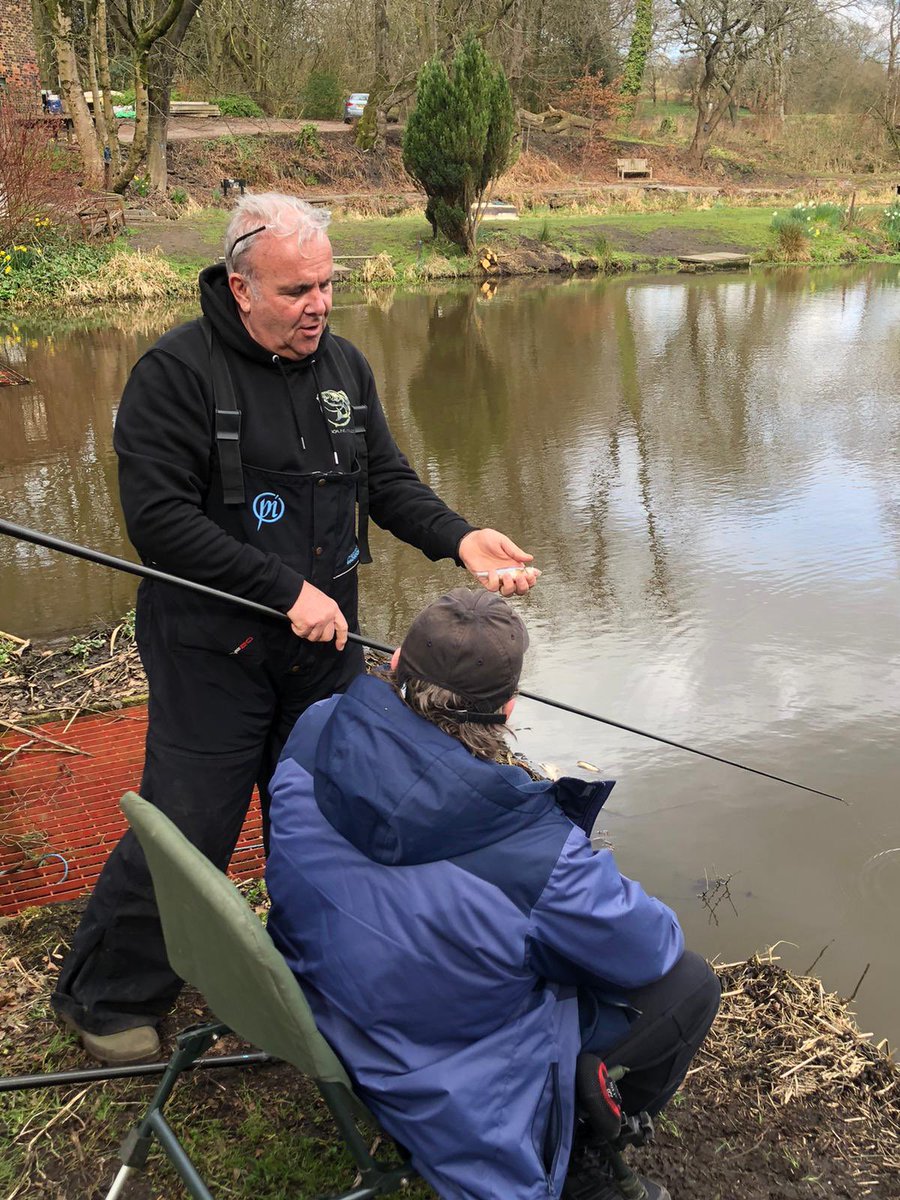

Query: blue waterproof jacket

[266,675,684,1200]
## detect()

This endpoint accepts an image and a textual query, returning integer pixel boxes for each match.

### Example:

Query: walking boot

[61,1014,160,1065]
[562,1139,671,1200]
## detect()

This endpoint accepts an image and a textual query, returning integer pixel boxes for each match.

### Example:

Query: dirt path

[117,117,350,143]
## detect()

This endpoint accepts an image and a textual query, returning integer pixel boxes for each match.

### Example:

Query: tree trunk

[44,0,104,188]
[95,0,121,173]
[112,59,149,192]
[86,18,107,158]
[887,0,899,126]
[145,0,201,193]
[356,0,389,152]
[689,55,739,164]
[146,80,170,192]
[769,28,786,125]
[108,0,199,194]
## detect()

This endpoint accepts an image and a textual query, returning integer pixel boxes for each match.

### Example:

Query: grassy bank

[3,194,898,317]
[0,238,197,315]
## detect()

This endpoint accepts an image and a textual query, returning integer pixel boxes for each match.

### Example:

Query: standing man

[52,193,538,1064]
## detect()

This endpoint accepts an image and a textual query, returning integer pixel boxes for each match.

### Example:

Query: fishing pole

[0,518,844,803]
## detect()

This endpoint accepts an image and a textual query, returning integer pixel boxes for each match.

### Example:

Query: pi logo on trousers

[252,491,285,531]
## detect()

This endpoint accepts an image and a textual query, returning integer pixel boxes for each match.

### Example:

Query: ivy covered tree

[403,34,518,254]
[621,0,654,110]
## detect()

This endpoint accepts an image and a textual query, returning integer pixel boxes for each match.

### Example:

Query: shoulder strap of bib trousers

[202,317,245,507]
[328,337,372,565]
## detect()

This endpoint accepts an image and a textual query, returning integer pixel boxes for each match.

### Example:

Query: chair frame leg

[104,1021,227,1200]
[317,1081,416,1199]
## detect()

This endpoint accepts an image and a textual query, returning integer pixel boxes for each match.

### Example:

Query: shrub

[0,99,79,244]
[658,115,677,136]
[0,236,114,305]
[359,252,396,283]
[301,72,343,120]
[773,218,811,261]
[214,95,264,118]
[295,124,323,155]
[170,188,188,206]
[551,71,624,124]
[882,202,900,250]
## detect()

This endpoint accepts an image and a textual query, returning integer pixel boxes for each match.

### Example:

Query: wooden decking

[677,252,752,271]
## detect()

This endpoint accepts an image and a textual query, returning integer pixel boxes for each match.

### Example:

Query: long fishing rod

[0,518,844,803]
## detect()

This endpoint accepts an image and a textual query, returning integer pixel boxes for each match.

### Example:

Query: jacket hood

[312,674,560,865]
[198,262,330,367]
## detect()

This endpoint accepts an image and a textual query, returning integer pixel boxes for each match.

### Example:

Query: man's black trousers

[52,591,364,1037]
[578,950,724,1118]
[578,949,721,1117]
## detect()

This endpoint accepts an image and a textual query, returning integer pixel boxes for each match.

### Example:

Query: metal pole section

[0,1051,271,1093]
[0,518,844,801]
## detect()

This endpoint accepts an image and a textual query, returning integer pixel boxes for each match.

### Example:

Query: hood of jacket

[198,262,331,368]
[310,674,563,866]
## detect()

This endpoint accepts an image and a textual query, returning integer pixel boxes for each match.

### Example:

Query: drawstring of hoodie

[310,357,340,467]
[272,354,340,468]
[273,355,307,452]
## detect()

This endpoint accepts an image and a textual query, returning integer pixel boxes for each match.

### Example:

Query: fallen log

[517,105,594,135]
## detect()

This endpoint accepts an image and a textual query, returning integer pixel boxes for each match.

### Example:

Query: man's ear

[390,647,401,672]
[503,696,516,719]
[228,272,252,314]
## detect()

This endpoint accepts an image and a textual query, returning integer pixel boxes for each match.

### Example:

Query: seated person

[266,588,720,1200]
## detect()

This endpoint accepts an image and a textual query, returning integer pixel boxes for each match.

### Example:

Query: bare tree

[106,0,201,192]
[674,0,815,161]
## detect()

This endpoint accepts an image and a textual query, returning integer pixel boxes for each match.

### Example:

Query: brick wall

[0,0,41,109]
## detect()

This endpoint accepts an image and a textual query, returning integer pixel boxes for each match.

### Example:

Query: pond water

[2,263,900,1049]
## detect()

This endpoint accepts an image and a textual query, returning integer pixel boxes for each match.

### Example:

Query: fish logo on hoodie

[320,389,351,428]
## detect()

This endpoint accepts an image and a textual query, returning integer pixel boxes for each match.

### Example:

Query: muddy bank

[0,623,145,730]
[1,899,897,1199]
[3,627,900,1197]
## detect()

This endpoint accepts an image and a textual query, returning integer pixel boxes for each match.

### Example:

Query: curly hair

[392,677,513,764]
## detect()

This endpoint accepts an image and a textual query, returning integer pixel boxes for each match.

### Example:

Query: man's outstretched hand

[458,529,541,596]
[287,581,349,649]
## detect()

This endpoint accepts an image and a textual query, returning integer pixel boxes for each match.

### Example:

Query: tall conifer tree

[403,34,518,254]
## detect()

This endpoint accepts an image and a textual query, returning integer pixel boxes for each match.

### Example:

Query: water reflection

[2,264,900,1047]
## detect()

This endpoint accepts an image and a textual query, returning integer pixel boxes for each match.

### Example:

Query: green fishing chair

[104,791,416,1200]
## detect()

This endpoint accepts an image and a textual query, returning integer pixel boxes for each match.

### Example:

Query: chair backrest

[120,791,355,1092]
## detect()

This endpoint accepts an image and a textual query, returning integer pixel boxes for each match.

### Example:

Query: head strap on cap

[433,707,508,726]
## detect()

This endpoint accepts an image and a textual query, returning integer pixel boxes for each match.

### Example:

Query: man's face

[228,232,333,360]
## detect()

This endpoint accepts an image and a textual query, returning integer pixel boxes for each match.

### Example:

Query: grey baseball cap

[396,588,528,712]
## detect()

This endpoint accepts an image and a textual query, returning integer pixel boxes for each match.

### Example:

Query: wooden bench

[76,193,126,240]
[616,157,652,180]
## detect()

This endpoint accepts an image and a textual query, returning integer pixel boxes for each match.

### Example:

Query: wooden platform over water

[677,252,752,271]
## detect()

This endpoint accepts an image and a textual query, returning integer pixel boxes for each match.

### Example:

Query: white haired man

[52,193,539,1064]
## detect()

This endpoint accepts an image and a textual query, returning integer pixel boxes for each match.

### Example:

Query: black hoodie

[113,265,475,616]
